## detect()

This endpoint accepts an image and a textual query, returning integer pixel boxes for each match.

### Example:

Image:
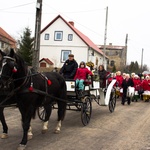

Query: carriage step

[100,104,107,106]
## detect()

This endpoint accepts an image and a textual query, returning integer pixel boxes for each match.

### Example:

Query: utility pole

[125,33,128,66]
[141,48,144,71]
[103,6,108,69]
[32,0,43,71]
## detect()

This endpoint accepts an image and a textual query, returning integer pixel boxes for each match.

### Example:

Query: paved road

[1,99,150,150]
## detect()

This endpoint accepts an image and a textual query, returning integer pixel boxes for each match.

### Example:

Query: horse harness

[0,67,52,107]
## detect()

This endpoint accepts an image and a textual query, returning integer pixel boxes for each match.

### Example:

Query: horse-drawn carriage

[38,74,117,126]
[0,49,117,150]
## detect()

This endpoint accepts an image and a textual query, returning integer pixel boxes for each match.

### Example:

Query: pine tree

[18,27,34,66]
[112,65,116,72]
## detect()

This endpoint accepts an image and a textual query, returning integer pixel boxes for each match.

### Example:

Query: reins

[0,61,71,107]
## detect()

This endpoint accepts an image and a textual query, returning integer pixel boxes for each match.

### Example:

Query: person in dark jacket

[98,65,108,88]
[59,54,78,79]
[121,73,134,105]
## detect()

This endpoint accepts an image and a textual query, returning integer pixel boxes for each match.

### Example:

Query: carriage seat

[84,79,92,86]
[84,74,93,86]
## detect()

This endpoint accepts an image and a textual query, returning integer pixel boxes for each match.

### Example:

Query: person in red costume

[132,74,141,101]
[141,75,150,91]
[74,61,93,91]
[116,71,123,88]
[133,75,141,91]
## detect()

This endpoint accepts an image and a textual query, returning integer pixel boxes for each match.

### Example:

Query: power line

[43,2,105,14]
[0,2,35,11]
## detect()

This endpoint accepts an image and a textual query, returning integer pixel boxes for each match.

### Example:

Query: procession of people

[108,70,150,104]
[59,53,150,105]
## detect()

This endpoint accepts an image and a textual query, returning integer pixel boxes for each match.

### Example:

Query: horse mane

[9,49,28,72]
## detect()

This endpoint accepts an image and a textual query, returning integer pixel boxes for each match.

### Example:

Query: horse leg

[27,126,33,140]
[54,101,66,134]
[17,107,33,150]
[21,121,33,141]
[42,104,52,134]
[0,107,8,139]
[54,120,62,134]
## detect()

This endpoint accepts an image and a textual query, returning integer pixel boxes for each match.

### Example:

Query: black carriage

[38,75,117,126]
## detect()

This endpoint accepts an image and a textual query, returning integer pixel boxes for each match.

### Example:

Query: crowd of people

[108,71,150,104]
[58,53,150,104]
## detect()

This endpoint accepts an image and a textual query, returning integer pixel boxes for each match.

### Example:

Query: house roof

[41,15,108,58]
[99,44,125,50]
[39,58,54,65]
[0,27,16,44]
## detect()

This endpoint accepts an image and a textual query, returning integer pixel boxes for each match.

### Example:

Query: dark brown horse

[0,49,67,150]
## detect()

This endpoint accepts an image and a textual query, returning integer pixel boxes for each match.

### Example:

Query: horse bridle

[0,56,17,89]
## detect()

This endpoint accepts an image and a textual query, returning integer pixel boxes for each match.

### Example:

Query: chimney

[69,21,74,26]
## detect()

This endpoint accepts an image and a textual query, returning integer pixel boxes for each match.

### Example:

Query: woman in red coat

[132,75,141,101]
[141,75,150,91]
[116,71,123,88]
[133,75,141,91]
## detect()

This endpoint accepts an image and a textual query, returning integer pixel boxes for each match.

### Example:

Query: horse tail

[56,73,67,121]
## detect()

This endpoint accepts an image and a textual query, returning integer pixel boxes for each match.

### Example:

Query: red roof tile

[99,45,125,50]
[39,58,54,65]
[0,27,16,48]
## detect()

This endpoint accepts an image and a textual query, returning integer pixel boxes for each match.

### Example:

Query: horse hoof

[41,129,48,134]
[17,144,26,150]
[1,133,8,139]
[27,134,33,140]
[54,129,60,134]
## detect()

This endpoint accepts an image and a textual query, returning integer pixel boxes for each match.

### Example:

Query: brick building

[98,43,127,71]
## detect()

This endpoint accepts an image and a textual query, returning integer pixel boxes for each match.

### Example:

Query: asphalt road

[1,99,150,150]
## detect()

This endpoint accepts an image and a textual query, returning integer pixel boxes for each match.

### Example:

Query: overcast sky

[0,0,150,68]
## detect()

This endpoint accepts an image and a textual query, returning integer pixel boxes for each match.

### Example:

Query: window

[110,60,115,67]
[45,34,49,40]
[54,31,63,41]
[61,50,71,62]
[68,34,73,41]
[107,60,109,65]
[1,42,4,48]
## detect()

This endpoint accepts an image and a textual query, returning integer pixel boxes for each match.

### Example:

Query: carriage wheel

[109,88,116,113]
[81,96,92,126]
[37,106,46,121]
[37,105,52,121]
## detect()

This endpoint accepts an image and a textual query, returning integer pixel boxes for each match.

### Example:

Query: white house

[40,15,108,69]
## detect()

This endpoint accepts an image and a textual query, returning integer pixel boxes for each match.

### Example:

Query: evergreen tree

[129,61,134,72]
[134,61,140,73]
[18,27,34,66]
[142,64,149,72]
[112,65,116,72]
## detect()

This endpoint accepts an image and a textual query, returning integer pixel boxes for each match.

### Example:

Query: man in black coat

[121,73,134,105]
[59,54,78,79]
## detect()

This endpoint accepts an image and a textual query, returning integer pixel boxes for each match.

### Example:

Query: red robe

[141,79,150,91]
[116,75,123,87]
